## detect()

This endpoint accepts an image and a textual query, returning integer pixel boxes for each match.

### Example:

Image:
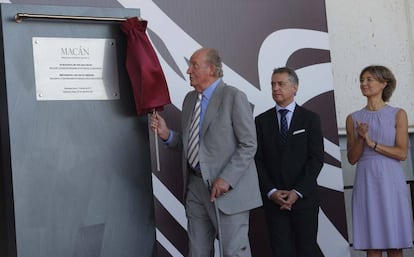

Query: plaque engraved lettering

[33,37,120,101]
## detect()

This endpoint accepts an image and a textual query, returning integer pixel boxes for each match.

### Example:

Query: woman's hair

[360,65,396,102]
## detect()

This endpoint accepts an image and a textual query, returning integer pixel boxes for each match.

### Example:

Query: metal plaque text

[33,37,120,101]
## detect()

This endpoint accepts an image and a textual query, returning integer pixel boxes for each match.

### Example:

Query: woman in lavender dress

[346,65,412,257]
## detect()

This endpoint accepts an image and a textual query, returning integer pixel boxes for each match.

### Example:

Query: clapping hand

[356,120,369,140]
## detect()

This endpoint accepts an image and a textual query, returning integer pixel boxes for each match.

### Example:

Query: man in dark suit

[255,67,324,257]
[150,48,262,257]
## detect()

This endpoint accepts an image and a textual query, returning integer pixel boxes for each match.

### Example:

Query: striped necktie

[279,109,289,144]
[188,93,202,168]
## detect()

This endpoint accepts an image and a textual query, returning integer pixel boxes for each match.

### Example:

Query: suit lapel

[200,82,224,137]
[183,91,199,149]
[265,108,281,145]
[287,105,303,141]
[271,104,303,146]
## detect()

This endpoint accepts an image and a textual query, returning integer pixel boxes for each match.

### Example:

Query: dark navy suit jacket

[255,105,324,210]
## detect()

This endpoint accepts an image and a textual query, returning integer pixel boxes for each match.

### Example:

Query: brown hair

[360,65,396,102]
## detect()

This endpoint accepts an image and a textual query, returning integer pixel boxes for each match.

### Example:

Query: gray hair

[272,67,299,85]
[205,48,223,78]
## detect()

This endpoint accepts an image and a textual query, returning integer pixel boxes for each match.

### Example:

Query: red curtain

[121,17,171,115]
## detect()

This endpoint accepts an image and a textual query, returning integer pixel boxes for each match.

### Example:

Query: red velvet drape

[121,17,171,115]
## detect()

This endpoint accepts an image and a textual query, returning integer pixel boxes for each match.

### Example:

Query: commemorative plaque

[32,37,120,100]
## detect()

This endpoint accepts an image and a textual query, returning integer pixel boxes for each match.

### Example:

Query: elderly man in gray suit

[150,47,262,257]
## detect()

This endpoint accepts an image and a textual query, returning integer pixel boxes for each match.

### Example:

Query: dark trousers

[264,203,319,257]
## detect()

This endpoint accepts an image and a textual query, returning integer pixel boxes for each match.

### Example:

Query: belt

[188,164,202,177]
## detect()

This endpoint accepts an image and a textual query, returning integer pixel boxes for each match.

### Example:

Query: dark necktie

[279,109,289,144]
[188,93,202,168]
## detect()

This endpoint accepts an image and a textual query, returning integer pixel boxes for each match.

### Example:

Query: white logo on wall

[118,1,349,257]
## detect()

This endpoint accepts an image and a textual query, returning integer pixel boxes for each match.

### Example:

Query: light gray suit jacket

[168,81,262,214]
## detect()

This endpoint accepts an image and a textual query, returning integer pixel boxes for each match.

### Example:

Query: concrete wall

[326,1,414,255]
[326,0,414,134]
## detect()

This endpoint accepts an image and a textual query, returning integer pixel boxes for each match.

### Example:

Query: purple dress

[351,105,413,250]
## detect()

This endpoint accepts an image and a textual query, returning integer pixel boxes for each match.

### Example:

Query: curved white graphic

[118,1,350,257]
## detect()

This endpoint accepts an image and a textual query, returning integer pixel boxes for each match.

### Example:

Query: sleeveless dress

[351,105,413,250]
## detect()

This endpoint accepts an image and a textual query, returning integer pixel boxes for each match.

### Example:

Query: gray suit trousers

[186,174,252,257]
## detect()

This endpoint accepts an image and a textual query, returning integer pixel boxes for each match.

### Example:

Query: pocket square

[293,129,305,135]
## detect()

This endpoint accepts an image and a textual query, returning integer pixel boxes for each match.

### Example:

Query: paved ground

[350,248,414,257]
